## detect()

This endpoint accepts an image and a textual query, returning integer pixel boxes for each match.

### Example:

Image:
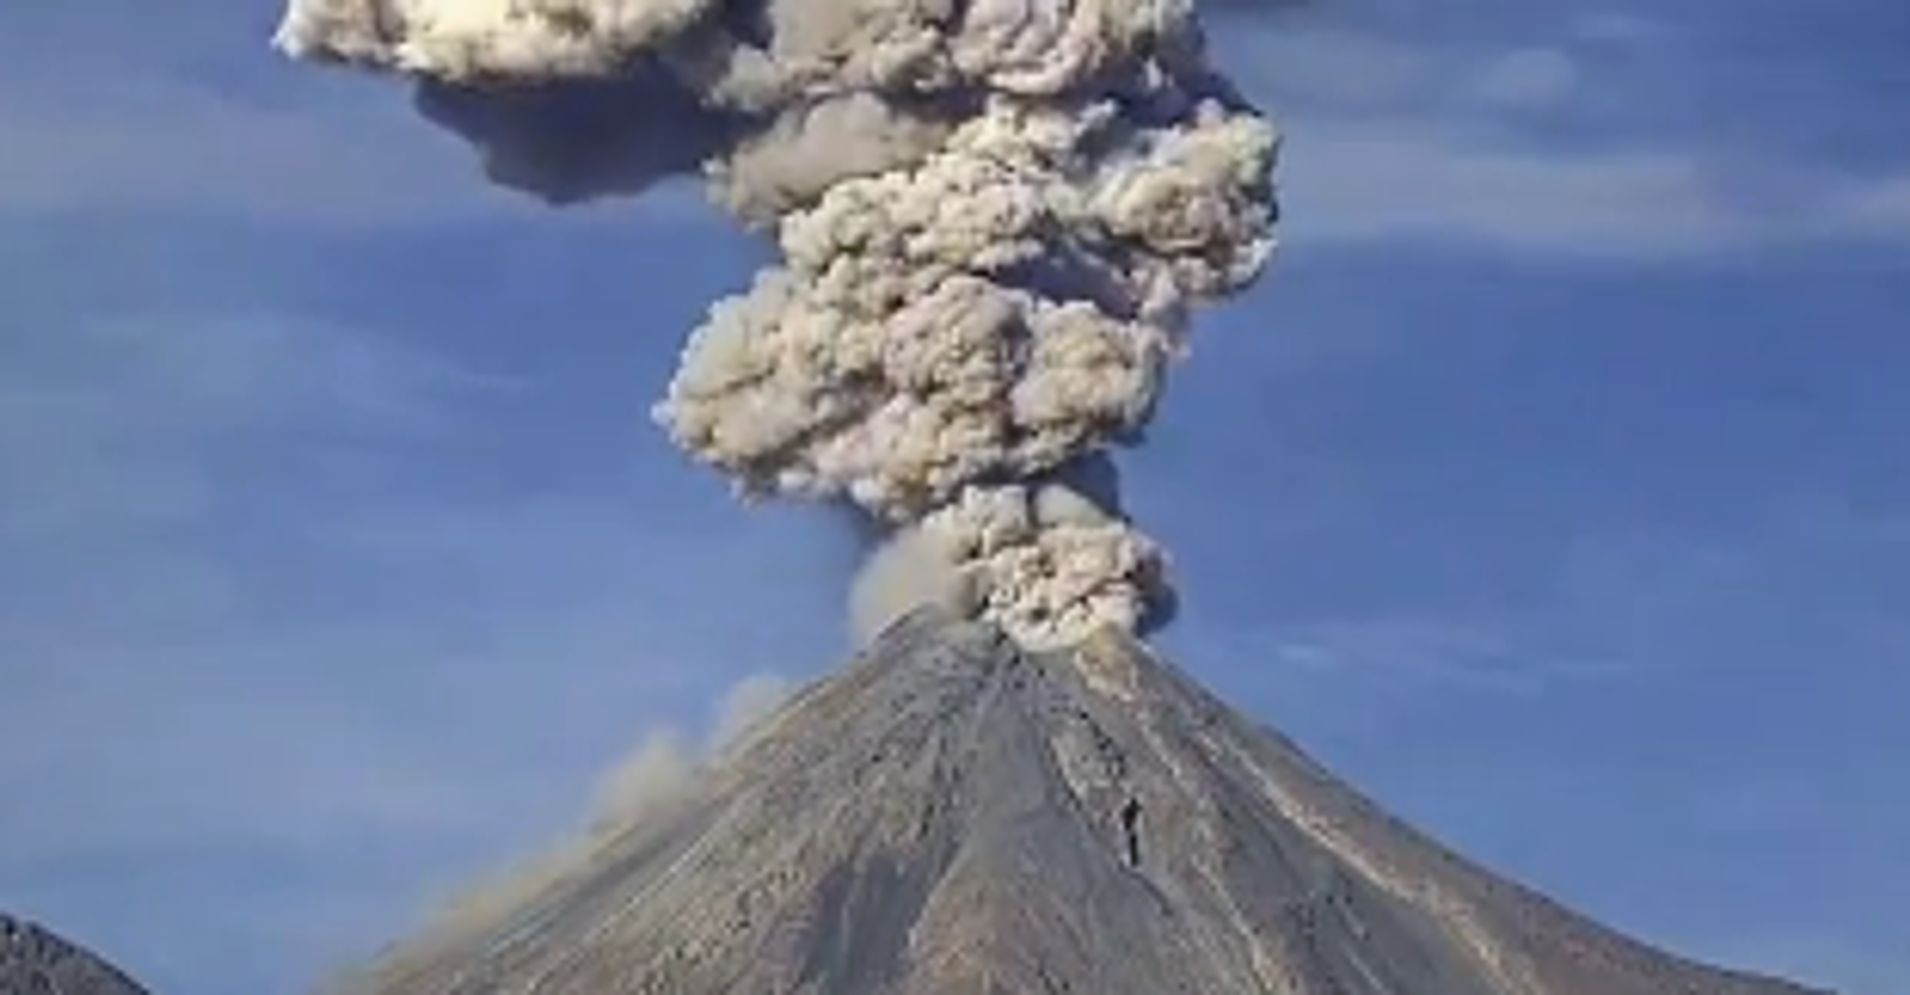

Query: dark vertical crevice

[1120,798,1143,869]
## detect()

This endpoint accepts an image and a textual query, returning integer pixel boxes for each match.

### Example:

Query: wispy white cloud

[1255,613,1627,696]
[0,651,477,863]
[0,73,480,225]
[1218,17,1910,256]
[1225,25,1443,109]
[0,42,708,228]
[1570,11,1676,46]
[0,311,510,860]
[1832,174,1910,236]
[1204,496,1910,703]
[1465,47,1581,111]
[0,311,501,536]
[1280,125,1910,258]
[1281,123,1752,255]
[1294,126,1910,254]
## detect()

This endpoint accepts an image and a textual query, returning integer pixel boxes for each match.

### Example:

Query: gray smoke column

[276,0,1279,649]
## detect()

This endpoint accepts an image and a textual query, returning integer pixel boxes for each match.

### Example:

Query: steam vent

[347,610,1825,995]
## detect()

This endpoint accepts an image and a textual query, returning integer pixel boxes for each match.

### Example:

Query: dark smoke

[414,70,732,204]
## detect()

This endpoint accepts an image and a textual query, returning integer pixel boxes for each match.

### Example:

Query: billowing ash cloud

[277,0,1279,649]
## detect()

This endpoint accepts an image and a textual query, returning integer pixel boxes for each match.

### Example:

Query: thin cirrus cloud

[0,37,707,229]
[7,7,1904,255]
[1281,125,1751,255]
[0,311,500,537]
[1215,15,1910,255]
[0,72,488,226]
[1280,122,1910,256]
[1465,47,1582,110]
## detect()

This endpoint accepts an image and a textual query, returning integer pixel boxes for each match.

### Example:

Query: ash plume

[277,0,1279,648]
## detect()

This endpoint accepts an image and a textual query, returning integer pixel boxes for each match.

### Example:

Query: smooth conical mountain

[354,609,1824,995]
[1,913,150,995]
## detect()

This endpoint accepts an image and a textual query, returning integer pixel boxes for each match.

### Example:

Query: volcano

[352,610,1821,995]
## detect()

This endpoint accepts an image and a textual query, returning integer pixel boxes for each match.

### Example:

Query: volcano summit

[344,611,1823,995]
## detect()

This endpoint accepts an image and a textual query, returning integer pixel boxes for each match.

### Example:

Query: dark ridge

[0,913,151,995]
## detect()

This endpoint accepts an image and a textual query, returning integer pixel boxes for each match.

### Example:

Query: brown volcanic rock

[353,610,1826,995]
[0,913,149,995]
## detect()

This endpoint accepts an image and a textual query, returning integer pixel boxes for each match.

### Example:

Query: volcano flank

[346,610,1824,995]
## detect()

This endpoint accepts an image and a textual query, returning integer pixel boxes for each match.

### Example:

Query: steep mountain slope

[1,913,150,995]
[353,610,1825,995]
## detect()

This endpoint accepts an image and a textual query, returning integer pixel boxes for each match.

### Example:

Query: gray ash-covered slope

[1,913,149,995]
[359,610,1823,995]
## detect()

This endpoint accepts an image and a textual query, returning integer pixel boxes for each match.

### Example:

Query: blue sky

[1,2,1905,993]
